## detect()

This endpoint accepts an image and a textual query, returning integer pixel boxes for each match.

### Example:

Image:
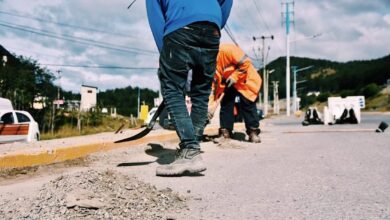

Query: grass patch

[41,115,144,140]
[365,94,390,112]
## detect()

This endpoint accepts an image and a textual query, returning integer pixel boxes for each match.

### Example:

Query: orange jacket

[212,44,262,102]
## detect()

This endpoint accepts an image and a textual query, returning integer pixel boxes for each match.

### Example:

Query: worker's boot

[156,147,206,176]
[213,128,232,144]
[247,128,261,143]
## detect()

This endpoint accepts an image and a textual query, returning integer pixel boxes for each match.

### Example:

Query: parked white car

[0,98,40,143]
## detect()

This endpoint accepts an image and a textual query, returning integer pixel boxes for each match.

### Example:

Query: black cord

[127,0,137,9]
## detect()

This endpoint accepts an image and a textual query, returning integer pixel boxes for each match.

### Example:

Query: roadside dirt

[0,168,187,219]
[0,157,89,181]
[0,157,188,220]
[0,136,192,220]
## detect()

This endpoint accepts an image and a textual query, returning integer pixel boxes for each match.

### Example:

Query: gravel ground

[0,169,187,220]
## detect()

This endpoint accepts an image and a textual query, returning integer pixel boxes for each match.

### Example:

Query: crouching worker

[208,43,262,143]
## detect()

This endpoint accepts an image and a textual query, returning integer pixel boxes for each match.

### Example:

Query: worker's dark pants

[159,22,220,149]
[220,86,260,132]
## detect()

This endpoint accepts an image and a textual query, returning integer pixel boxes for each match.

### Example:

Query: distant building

[0,45,16,66]
[110,107,117,117]
[33,96,47,110]
[80,85,97,111]
[1,45,17,97]
[64,100,80,111]
[307,91,320,97]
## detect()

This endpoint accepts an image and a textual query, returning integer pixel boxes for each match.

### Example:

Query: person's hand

[226,77,237,87]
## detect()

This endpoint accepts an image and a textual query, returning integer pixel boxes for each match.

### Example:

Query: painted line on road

[283,129,377,133]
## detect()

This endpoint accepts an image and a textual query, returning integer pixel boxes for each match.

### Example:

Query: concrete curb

[0,125,245,170]
[0,132,176,169]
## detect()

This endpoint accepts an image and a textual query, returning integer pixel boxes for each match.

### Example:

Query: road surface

[0,113,389,219]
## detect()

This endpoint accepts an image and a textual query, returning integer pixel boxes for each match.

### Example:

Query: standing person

[209,43,262,143]
[146,0,233,176]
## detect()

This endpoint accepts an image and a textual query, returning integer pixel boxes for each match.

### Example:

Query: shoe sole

[156,166,207,176]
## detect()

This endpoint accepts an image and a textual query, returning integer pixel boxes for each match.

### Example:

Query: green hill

[263,54,390,109]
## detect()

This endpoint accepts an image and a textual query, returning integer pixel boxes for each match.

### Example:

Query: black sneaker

[213,128,232,144]
[247,128,261,143]
[156,148,206,176]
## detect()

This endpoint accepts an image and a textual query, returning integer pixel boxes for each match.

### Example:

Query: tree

[0,54,56,131]
[360,83,381,98]
[98,86,158,116]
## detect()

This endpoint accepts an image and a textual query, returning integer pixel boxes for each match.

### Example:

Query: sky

[0,0,389,93]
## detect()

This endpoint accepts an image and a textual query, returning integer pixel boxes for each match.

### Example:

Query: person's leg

[219,86,237,132]
[188,22,220,142]
[239,94,261,143]
[156,22,219,176]
[190,66,214,142]
[158,31,198,149]
[156,29,204,176]
[212,86,236,145]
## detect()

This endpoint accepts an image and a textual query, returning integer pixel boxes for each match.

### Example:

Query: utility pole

[272,81,280,114]
[253,35,274,116]
[292,66,297,113]
[51,69,61,135]
[252,47,262,71]
[56,70,61,109]
[265,69,275,116]
[252,46,262,108]
[0,56,6,97]
[282,1,294,116]
[137,87,140,118]
[291,65,313,113]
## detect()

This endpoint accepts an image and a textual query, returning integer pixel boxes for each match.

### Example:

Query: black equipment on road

[114,101,165,143]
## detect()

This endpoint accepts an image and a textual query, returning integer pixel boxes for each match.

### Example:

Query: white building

[80,85,97,111]
[0,97,13,110]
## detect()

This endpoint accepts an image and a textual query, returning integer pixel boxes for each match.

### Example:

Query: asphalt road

[1,113,389,219]
[115,113,390,219]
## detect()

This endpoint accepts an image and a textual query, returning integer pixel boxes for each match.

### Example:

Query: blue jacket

[146,0,233,52]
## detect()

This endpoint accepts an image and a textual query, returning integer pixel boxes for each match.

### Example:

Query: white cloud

[1,0,389,92]
[384,14,390,24]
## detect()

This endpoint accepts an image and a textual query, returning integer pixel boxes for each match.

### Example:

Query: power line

[241,1,263,34]
[240,0,268,60]
[251,0,272,35]
[224,24,240,46]
[0,20,157,55]
[40,64,158,70]
[0,10,139,39]
[5,45,67,60]
[0,22,158,56]
[127,0,137,9]
[251,0,284,55]
[224,24,258,61]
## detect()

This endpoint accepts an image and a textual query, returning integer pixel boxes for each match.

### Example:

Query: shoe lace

[175,148,185,159]
[174,148,199,159]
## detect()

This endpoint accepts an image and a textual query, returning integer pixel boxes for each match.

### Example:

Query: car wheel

[34,133,40,141]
